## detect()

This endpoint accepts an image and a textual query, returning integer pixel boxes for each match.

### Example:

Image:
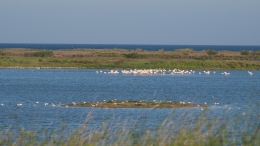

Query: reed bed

[0,107,259,146]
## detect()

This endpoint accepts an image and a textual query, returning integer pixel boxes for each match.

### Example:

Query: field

[0,48,260,69]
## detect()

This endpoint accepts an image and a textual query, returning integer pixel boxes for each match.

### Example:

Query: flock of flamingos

[96,69,254,76]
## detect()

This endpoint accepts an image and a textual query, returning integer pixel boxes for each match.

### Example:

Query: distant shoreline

[0,48,260,70]
[1,43,260,52]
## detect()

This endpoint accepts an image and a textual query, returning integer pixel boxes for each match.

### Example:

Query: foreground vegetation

[0,109,259,146]
[0,48,260,70]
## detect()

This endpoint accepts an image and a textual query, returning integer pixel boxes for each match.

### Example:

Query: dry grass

[1,48,260,70]
[0,48,247,58]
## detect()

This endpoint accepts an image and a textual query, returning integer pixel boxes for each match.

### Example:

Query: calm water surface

[0,69,259,132]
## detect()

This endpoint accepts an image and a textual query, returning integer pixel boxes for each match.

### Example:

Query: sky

[0,0,259,45]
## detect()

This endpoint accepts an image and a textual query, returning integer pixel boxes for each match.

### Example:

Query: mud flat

[62,100,208,108]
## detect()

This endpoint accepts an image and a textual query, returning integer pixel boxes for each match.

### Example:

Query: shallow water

[0,69,259,133]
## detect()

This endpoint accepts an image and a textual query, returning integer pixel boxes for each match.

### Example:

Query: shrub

[240,50,250,55]
[250,51,260,56]
[24,50,54,57]
[124,53,147,59]
[135,48,143,52]
[207,49,217,56]
[183,52,189,56]
[158,49,164,53]
[0,50,7,56]
[174,48,194,52]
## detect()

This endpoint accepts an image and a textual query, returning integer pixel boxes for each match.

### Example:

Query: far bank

[0,48,260,70]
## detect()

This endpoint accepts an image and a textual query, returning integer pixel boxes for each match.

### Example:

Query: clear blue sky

[0,0,259,45]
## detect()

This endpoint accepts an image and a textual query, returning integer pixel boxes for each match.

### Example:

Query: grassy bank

[0,48,260,70]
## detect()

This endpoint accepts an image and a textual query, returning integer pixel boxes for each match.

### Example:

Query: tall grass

[0,107,259,146]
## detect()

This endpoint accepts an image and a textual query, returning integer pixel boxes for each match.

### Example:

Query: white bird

[44,103,48,106]
[1,103,4,106]
[214,102,219,105]
[248,71,253,75]
[17,103,22,106]
[36,102,39,104]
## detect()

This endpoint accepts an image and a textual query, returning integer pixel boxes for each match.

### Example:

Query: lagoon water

[0,69,259,133]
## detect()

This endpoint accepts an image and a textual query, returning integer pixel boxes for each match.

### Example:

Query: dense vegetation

[0,109,259,146]
[0,48,260,69]
[24,50,54,57]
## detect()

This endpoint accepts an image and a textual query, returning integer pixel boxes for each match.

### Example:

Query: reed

[0,107,259,146]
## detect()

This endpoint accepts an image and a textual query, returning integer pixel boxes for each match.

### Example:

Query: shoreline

[0,66,258,70]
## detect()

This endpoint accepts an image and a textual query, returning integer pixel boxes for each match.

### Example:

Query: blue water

[0,69,259,135]
[0,43,260,51]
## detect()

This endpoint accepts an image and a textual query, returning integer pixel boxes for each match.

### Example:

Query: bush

[0,50,7,56]
[124,53,147,59]
[207,49,217,56]
[24,50,54,57]
[249,51,260,56]
[158,49,164,53]
[174,48,194,52]
[240,50,250,55]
